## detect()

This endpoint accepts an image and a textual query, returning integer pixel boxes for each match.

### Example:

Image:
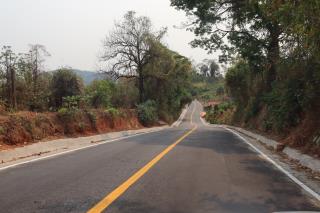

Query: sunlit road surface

[0,101,319,213]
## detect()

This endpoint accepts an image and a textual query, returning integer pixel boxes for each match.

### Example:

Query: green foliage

[57,107,77,121]
[143,40,193,122]
[102,11,167,103]
[85,80,115,108]
[173,0,320,148]
[0,126,5,135]
[78,122,85,132]
[189,61,225,102]
[137,100,158,126]
[111,79,139,108]
[62,96,81,109]
[205,102,234,124]
[244,97,261,123]
[225,60,250,106]
[51,68,84,109]
[105,107,121,118]
[263,78,304,131]
[216,86,224,97]
[85,110,97,128]
[0,15,195,130]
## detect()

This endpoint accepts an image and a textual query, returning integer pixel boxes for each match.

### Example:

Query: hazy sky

[1,0,217,71]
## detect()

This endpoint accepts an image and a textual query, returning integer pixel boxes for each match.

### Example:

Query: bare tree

[28,44,50,94]
[0,46,17,109]
[101,11,166,103]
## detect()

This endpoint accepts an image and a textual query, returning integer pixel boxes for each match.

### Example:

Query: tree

[101,11,167,103]
[27,44,50,95]
[51,68,84,108]
[143,40,193,122]
[111,78,139,108]
[0,46,17,109]
[209,60,219,78]
[198,59,220,78]
[171,0,283,90]
[199,64,209,77]
[85,80,115,108]
[225,59,249,106]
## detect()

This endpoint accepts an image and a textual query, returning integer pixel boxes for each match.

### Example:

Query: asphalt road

[0,101,319,213]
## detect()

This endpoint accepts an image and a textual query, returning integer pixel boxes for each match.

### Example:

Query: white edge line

[190,103,196,125]
[224,127,320,202]
[0,128,166,172]
[173,105,189,127]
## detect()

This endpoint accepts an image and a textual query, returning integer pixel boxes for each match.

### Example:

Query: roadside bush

[57,107,77,121]
[111,79,139,108]
[105,107,121,118]
[225,60,250,106]
[216,86,224,97]
[263,78,304,132]
[85,110,97,128]
[205,101,234,124]
[244,96,261,123]
[85,80,115,108]
[137,100,158,126]
[62,96,81,110]
[158,110,174,124]
[78,122,85,132]
[51,68,84,109]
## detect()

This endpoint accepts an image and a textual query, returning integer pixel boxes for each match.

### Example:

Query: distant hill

[72,70,105,85]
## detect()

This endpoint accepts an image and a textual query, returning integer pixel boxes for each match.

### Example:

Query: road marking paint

[172,105,189,127]
[190,102,196,125]
[225,128,320,202]
[87,125,198,213]
[0,128,168,172]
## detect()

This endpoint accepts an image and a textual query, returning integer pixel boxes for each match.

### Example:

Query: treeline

[0,11,193,126]
[172,1,320,148]
[0,45,52,111]
[190,59,225,101]
[99,11,193,125]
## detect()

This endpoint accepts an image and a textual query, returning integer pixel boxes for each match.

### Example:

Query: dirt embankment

[236,110,320,157]
[203,99,320,157]
[0,109,142,151]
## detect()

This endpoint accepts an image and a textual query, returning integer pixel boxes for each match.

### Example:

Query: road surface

[0,101,319,213]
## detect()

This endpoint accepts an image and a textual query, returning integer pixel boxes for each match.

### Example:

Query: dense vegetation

[171,0,320,151]
[190,59,224,102]
[0,12,193,127]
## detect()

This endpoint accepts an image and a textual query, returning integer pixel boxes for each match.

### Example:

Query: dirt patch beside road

[0,109,142,151]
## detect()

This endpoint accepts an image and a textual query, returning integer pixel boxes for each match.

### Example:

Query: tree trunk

[10,66,16,109]
[139,73,144,103]
[5,58,10,107]
[265,23,280,91]
[33,55,38,95]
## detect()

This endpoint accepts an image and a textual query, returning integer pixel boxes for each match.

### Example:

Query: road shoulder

[0,125,169,171]
[201,118,320,204]
[0,105,192,170]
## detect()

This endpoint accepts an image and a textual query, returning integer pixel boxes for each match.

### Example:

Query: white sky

[0,0,217,71]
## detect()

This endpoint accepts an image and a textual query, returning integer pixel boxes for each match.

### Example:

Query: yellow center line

[87,125,198,213]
